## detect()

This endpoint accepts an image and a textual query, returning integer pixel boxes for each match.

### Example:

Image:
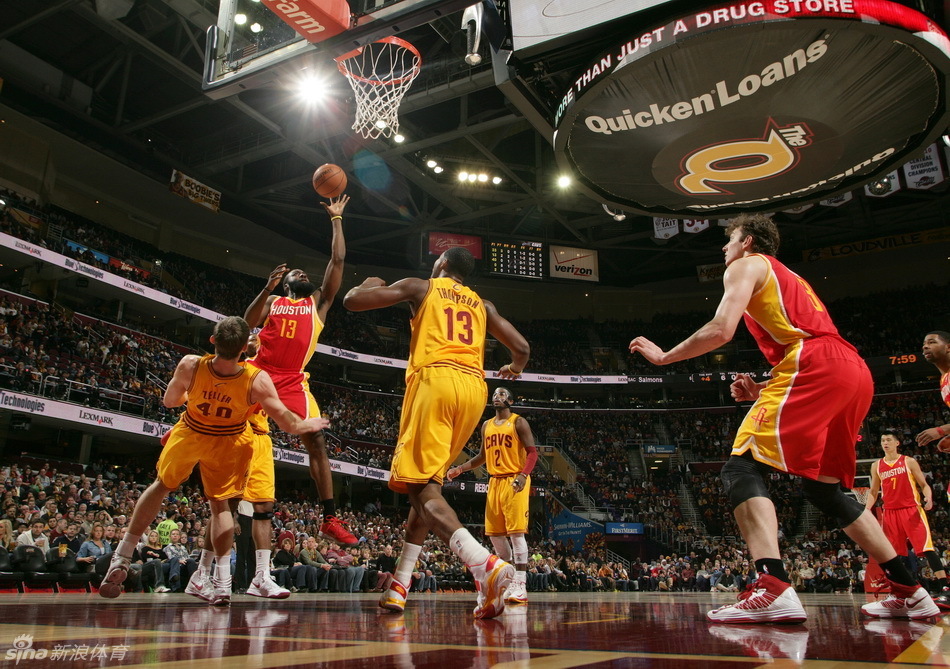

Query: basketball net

[336,37,421,139]
[852,486,890,594]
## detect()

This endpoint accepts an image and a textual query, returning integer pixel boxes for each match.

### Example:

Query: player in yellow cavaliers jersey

[244,195,358,547]
[447,386,538,605]
[99,317,328,606]
[344,247,530,620]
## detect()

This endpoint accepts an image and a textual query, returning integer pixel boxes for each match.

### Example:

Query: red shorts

[881,506,934,556]
[245,361,320,419]
[732,337,873,486]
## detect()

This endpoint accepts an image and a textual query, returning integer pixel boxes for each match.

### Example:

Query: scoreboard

[487,240,544,279]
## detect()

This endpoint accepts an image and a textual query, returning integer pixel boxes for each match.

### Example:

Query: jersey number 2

[444,307,473,344]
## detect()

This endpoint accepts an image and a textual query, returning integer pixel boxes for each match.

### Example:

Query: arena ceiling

[2,0,949,286]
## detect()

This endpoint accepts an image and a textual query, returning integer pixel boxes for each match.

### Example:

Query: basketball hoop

[336,36,421,139]
[852,487,871,506]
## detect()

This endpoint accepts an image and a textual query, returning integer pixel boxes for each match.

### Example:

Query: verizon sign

[549,245,599,282]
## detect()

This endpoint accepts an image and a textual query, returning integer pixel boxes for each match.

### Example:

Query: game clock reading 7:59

[889,354,918,365]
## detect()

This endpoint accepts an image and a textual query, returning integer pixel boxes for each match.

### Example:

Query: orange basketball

[312,163,347,198]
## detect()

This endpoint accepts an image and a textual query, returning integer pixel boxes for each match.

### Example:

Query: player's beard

[287,279,316,297]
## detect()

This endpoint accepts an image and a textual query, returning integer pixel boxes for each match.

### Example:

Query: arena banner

[903,142,946,189]
[803,228,950,262]
[682,219,709,234]
[605,522,644,535]
[0,388,172,438]
[553,1,950,216]
[653,218,679,240]
[428,232,483,259]
[549,245,599,282]
[0,232,226,323]
[819,192,853,208]
[8,207,43,229]
[169,169,221,212]
[644,444,676,454]
[548,505,604,552]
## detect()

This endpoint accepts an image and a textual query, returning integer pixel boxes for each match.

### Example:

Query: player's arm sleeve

[517,417,538,475]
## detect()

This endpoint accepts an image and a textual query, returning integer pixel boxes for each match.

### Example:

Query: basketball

[312,164,347,198]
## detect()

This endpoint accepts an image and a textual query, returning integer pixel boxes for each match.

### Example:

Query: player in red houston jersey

[866,429,949,609]
[918,331,950,453]
[630,213,938,625]
[244,195,357,548]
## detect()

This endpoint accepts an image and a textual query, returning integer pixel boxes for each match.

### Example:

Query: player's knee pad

[720,456,770,510]
[510,534,528,564]
[801,479,864,527]
[252,510,275,521]
[490,536,512,561]
[924,551,945,574]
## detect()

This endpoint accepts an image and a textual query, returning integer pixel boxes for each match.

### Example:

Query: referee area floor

[1,591,948,667]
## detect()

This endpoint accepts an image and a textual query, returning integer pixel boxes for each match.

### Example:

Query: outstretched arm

[316,195,350,320]
[629,255,764,365]
[485,300,530,379]
[251,372,329,435]
[245,264,287,327]
[163,355,200,407]
[343,276,429,312]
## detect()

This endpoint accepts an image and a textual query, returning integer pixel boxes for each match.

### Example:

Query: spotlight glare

[433,166,444,174]
[491,176,502,185]
[250,22,263,33]
[296,75,326,103]
[375,119,388,129]
[426,159,437,168]
[458,171,468,181]
[468,173,477,182]
[557,175,571,188]
[234,13,247,24]
[477,173,488,182]
[394,134,405,143]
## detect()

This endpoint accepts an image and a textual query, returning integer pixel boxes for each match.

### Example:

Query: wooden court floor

[0,591,948,667]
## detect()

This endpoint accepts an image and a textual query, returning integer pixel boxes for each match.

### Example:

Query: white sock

[393,543,422,586]
[513,570,527,584]
[254,549,271,578]
[449,528,490,568]
[199,549,215,573]
[214,558,231,585]
[116,536,138,560]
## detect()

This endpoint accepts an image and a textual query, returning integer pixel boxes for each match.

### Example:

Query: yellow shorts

[389,366,487,494]
[157,423,254,500]
[243,431,276,503]
[485,474,530,536]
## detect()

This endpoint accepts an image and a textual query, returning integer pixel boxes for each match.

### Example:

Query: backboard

[203,0,477,98]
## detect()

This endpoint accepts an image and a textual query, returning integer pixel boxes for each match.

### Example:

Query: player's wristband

[508,366,522,375]
[331,216,343,221]
[938,426,948,437]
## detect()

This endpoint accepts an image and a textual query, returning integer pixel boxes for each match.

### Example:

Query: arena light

[394,134,405,143]
[426,159,437,168]
[557,175,571,188]
[468,173,477,183]
[491,176,502,185]
[234,13,247,24]
[375,119,388,130]
[250,22,263,33]
[477,173,488,182]
[458,171,468,181]
[433,166,443,174]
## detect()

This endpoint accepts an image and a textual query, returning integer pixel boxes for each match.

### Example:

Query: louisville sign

[553,0,950,216]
